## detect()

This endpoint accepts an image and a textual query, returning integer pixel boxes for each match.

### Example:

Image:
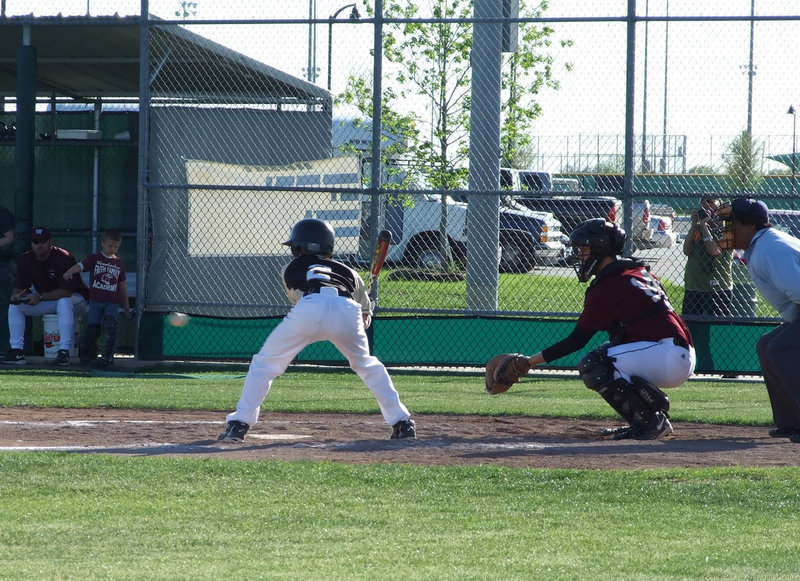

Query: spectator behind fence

[0,204,14,353]
[730,198,800,443]
[681,197,733,375]
[2,226,89,366]
[62,229,129,368]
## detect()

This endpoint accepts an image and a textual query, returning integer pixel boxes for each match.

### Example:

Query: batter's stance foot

[218,420,249,443]
[390,419,416,440]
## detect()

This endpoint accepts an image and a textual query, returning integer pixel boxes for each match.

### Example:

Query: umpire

[727,198,800,442]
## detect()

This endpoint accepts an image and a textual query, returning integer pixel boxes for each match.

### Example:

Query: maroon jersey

[81,252,127,303]
[578,259,692,346]
[15,246,90,300]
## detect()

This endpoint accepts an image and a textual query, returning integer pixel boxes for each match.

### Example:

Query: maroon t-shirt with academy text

[80,252,127,303]
[577,260,692,346]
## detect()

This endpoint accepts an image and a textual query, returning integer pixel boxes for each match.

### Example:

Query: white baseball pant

[227,287,411,427]
[8,294,89,351]
[608,338,696,388]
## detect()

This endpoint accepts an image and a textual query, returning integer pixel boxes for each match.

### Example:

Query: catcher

[486,219,696,440]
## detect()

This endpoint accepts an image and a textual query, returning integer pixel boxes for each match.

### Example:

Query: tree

[722,131,764,192]
[336,76,421,194]
[337,0,570,269]
[595,157,625,174]
[687,164,717,175]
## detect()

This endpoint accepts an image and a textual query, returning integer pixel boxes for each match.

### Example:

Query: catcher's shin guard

[630,375,670,413]
[578,348,663,431]
[596,378,662,431]
[100,315,119,364]
[79,324,101,365]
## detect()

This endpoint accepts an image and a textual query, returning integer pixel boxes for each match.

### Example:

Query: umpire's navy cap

[731,198,769,227]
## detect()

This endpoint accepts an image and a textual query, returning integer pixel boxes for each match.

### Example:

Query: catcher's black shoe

[607,412,673,441]
[218,420,249,443]
[602,425,633,438]
[390,419,416,440]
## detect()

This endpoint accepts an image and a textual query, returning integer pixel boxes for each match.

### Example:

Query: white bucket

[42,314,79,358]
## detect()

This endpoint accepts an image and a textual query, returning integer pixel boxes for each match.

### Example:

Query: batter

[218,218,415,442]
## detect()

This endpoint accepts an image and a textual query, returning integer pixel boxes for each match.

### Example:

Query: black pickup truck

[514,192,622,234]
[502,170,651,244]
[501,169,621,234]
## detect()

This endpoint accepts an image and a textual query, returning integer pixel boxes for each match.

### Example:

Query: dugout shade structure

[0,14,337,359]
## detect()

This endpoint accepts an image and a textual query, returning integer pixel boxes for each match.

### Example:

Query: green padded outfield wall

[143,313,767,374]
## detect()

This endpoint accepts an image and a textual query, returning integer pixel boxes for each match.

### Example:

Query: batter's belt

[303,286,352,299]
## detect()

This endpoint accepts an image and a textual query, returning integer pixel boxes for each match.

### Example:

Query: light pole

[641,0,650,172]
[327,3,361,91]
[660,0,669,173]
[307,0,318,83]
[746,0,756,136]
[789,105,797,200]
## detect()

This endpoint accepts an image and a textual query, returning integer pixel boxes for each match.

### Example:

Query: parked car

[649,203,676,222]
[383,193,565,273]
[508,168,653,247]
[631,199,653,247]
[645,215,677,248]
[767,208,800,237]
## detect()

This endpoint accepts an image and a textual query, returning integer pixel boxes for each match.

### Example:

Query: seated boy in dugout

[63,229,130,368]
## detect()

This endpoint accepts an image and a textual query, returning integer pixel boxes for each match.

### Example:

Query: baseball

[167,312,190,327]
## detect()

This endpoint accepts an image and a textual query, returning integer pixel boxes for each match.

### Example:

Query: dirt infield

[1,407,798,469]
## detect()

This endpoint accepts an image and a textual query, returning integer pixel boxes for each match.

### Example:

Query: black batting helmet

[568,218,625,282]
[283,218,335,255]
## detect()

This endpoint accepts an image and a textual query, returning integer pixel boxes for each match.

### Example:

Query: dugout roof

[0,15,331,107]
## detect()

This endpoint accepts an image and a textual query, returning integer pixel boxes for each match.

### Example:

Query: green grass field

[372,269,780,319]
[1,366,798,580]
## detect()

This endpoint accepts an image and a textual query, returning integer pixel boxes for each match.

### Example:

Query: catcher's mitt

[485,353,532,395]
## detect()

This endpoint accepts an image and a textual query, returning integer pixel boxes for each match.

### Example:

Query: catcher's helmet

[283,218,335,255]
[568,218,625,282]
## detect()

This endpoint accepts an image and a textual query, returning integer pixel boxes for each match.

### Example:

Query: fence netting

[4,1,800,370]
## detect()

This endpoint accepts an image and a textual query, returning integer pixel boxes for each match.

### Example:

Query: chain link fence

[3,1,800,371]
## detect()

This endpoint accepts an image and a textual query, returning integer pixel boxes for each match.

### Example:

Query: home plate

[247,434,312,441]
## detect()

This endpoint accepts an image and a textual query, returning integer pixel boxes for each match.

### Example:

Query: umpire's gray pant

[756,318,800,430]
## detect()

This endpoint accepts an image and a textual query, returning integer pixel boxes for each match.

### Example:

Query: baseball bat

[367,229,392,294]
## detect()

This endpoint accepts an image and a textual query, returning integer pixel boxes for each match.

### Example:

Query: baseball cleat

[768,427,796,438]
[2,348,26,365]
[607,413,673,441]
[390,418,416,440]
[55,349,71,366]
[218,420,249,442]
[602,425,632,437]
